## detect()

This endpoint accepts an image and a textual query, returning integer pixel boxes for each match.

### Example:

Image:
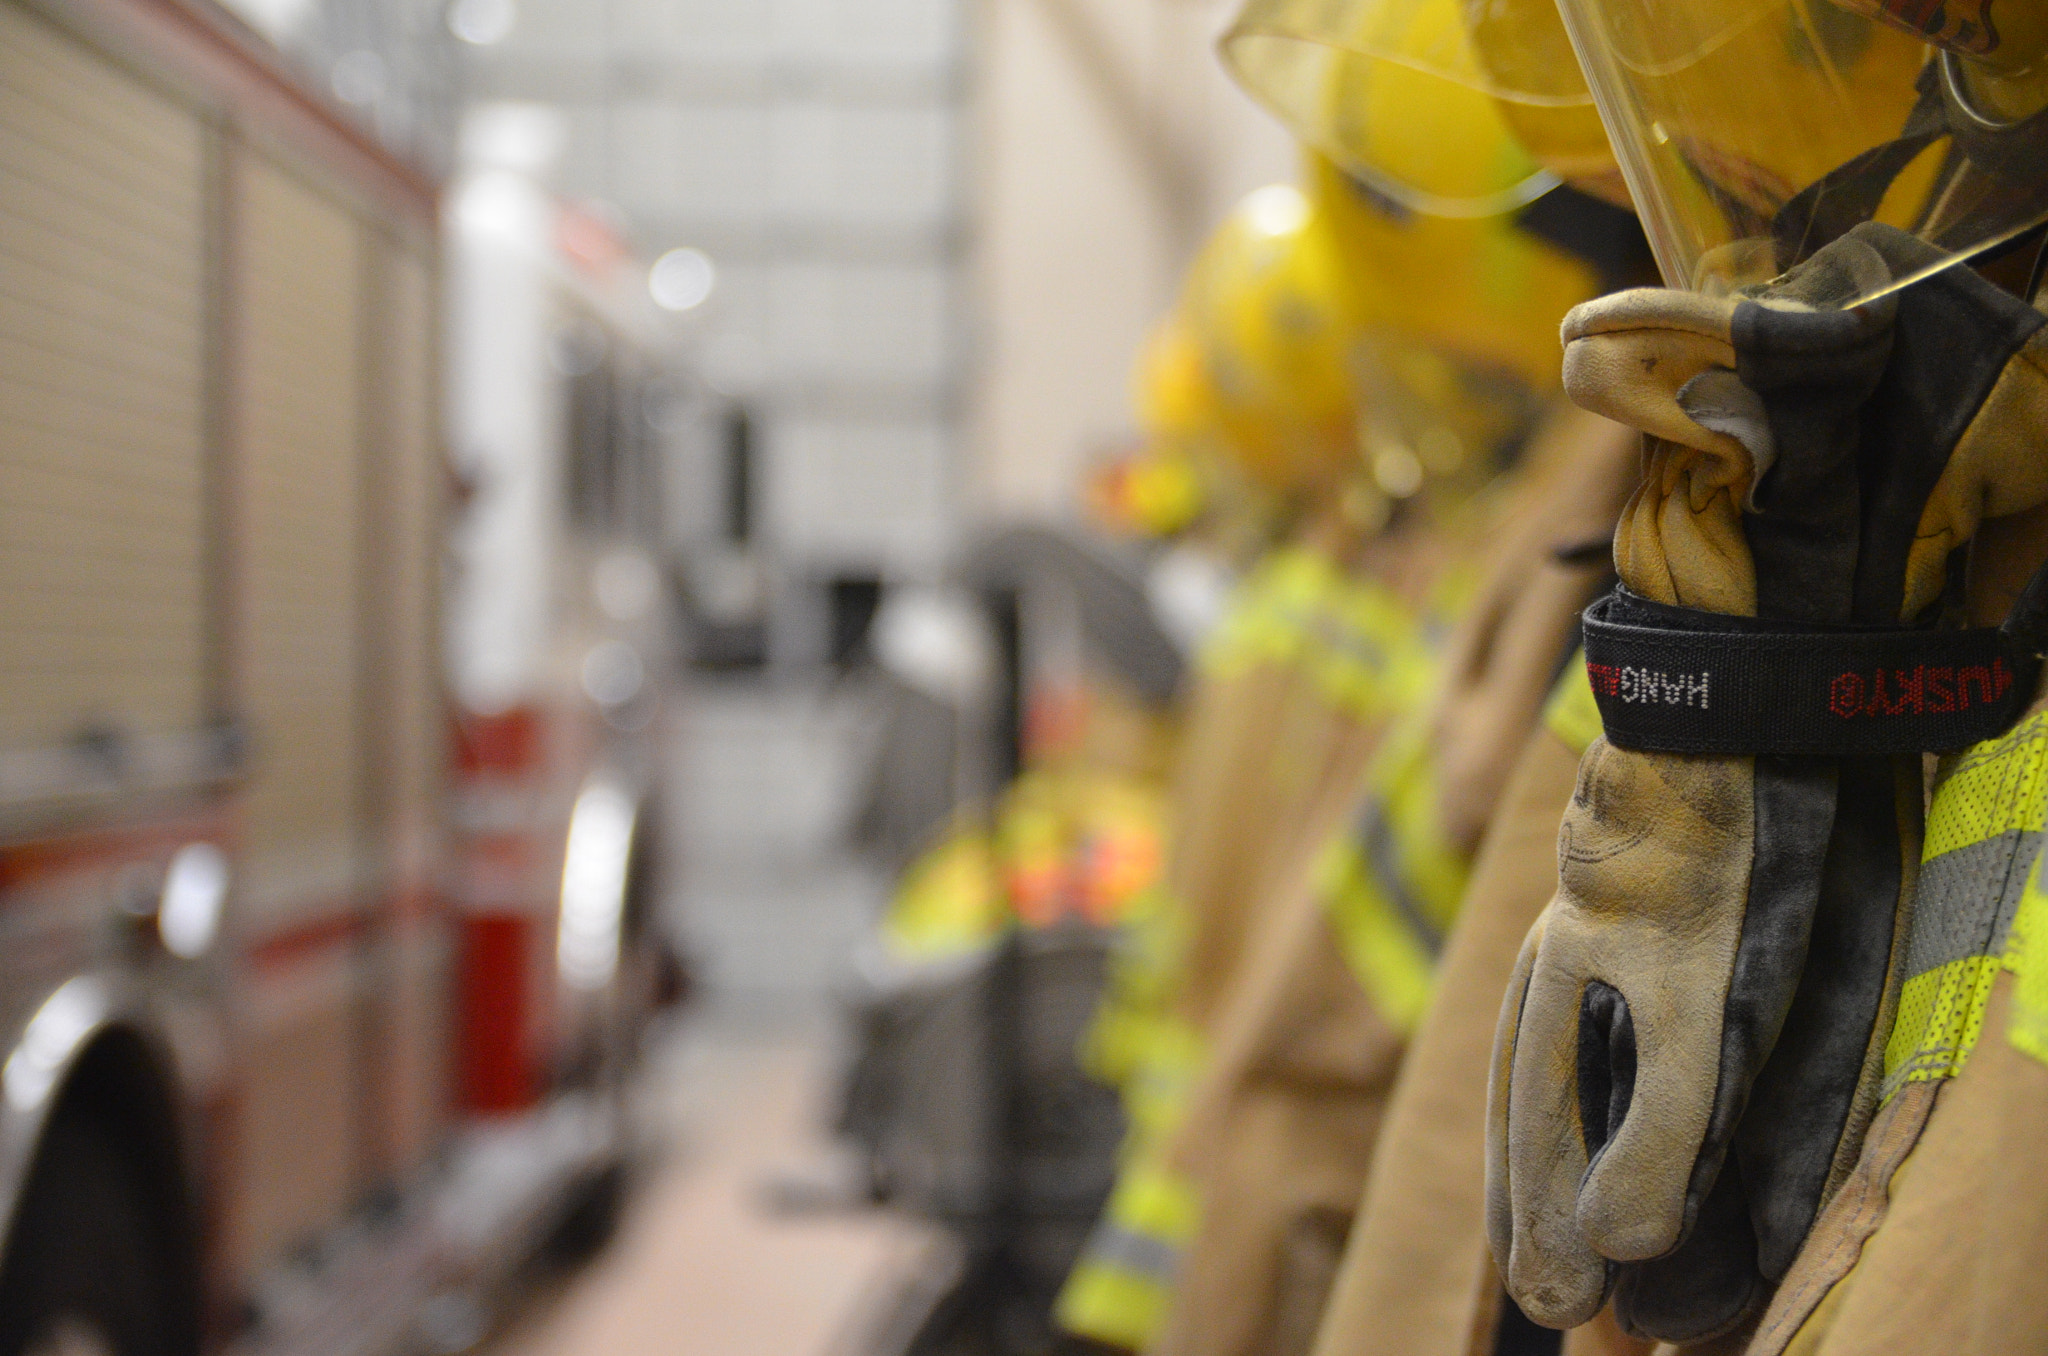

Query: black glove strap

[1581,584,2048,756]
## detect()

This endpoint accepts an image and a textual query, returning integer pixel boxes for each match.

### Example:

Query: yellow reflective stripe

[1379,734,1466,937]
[1079,1006,1151,1091]
[1881,709,2048,1097]
[2007,852,2048,1068]
[1079,885,1192,1095]
[1322,835,1437,1034]
[1200,546,1339,678]
[1544,650,1603,756]
[1056,1143,1201,1348]
[1097,1158,1201,1249]
[1069,997,1201,1340]
[1883,953,2005,1095]
[1420,557,1484,643]
[1199,545,1430,723]
[879,826,1006,961]
[1302,579,1429,721]
[1119,1019,1206,1142]
[1320,727,1470,1034]
[1109,887,1185,1005]
[1921,715,2048,859]
[1057,1255,1179,1350]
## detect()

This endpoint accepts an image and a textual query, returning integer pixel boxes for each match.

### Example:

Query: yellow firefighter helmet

[1178,182,1369,496]
[1132,312,1220,448]
[1306,154,1598,392]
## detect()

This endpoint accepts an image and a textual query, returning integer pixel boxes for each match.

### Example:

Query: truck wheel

[0,1113,187,1356]
[20,1321,117,1356]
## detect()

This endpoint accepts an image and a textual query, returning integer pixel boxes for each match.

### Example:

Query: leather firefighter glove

[1486,222,2048,1344]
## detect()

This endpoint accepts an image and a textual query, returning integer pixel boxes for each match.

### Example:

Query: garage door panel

[233,154,364,930]
[0,119,204,245]
[0,0,207,750]
[0,6,201,148]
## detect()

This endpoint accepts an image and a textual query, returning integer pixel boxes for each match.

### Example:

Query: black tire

[541,1162,626,1268]
[0,1111,188,1356]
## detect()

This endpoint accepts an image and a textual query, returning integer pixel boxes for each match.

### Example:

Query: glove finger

[1565,750,1753,1263]
[1612,1152,1765,1344]
[1574,956,1732,1262]
[1575,979,1637,1171]
[1502,907,1611,1328]
[1486,912,1543,1273]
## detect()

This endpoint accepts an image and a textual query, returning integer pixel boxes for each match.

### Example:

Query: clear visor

[1351,326,1542,506]
[1556,0,2048,302]
[1222,0,1563,216]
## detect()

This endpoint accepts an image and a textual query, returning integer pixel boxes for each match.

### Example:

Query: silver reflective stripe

[1307,613,1391,674]
[1902,827,2044,981]
[1081,1220,1181,1282]
[1357,801,1444,958]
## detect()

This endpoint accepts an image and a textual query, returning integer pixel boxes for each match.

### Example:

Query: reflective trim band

[1897,829,2042,981]
[1359,802,1445,958]
[1321,729,1469,1034]
[1300,575,1427,721]
[1081,1220,1182,1282]
[1056,1261,1176,1349]
[1306,614,1430,722]
[1198,545,1431,723]
[879,828,1005,961]
[2007,854,2048,1068]
[1118,1019,1205,1141]
[1056,1154,1200,1348]
[1080,887,1191,1098]
[1581,590,2037,756]
[1323,844,1436,1034]
[1884,953,2006,1096]
[1200,547,1344,677]
[1883,709,2048,1097]
[1922,719,2048,859]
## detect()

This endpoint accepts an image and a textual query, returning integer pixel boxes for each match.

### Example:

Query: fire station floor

[484,673,955,1356]
[484,1018,954,1356]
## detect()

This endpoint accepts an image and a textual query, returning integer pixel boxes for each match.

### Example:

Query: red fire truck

[0,1,671,1352]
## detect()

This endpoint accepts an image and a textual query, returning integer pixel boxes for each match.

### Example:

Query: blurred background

[13,0,2038,1352]
[0,0,1298,1352]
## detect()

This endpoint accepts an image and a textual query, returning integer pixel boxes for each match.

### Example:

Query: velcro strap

[1581,590,2041,756]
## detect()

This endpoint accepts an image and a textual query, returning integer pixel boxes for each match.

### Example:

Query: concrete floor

[487,674,953,1356]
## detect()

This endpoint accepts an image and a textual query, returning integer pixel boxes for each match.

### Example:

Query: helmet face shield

[1351,326,1542,506]
[1462,0,1626,198]
[1223,0,1565,215]
[1557,0,2048,300]
[1830,0,2048,76]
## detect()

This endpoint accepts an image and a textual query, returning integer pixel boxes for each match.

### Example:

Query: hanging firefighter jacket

[1310,653,1648,1356]
[1738,693,2048,1356]
[1058,524,1434,1351]
[1146,406,1634,1356]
